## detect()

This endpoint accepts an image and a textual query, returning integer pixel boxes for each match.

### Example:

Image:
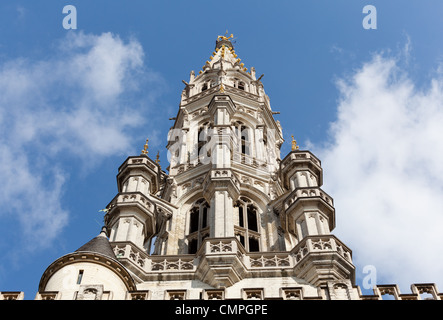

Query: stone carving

[209,240,233,253]
[76,285,103,300]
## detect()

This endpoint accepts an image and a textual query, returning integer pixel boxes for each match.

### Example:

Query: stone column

[211,191,234,237]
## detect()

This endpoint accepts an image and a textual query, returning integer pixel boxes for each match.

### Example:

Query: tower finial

[216,32,235,50]
[141,138,149,155]
[291,135,299,151]
[155,151,160,165]
[217,32,234,41]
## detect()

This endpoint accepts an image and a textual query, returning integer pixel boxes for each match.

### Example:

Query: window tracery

[234,197,260,252]
[187,199,210,254]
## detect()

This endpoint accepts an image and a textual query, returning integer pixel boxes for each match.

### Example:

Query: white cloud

[312,47,443,292]
[0,32,162,252]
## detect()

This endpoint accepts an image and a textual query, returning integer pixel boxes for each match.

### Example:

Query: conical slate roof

[75,226,116,260]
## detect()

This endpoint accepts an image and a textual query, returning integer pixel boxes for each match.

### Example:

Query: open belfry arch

[25,34,441,301]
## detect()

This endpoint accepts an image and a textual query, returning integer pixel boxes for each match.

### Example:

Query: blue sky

[1,1,443,299]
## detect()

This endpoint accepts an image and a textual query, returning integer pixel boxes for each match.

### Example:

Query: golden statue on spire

[291,135,299,151]
[155,151,160,165]
[218,30,234,41]
[141,138,149,155]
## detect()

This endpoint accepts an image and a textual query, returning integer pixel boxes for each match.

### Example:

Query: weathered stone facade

[4,35,439,301]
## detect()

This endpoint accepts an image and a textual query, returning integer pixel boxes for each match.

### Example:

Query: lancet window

[233,122,252,159]
[241,125,250,156]
[234,197,260,252]
[187,199,210,254]
[197,123,212,162]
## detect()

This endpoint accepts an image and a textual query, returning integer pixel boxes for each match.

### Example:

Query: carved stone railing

[183,85,220,104]
[199,238,240,255]
[112,242,197,273]
[108,238,443,300]
[183,84,260,105]
[197,237,348,271]
[224,84,260,101]
[174,160,208,174]
[232,151,268,171]
[246,252,293,269]
[106,192,155,216]
[113,242,150,271]
[112,235,353,278]
[150,256,195,272]
[173,152,269,174]
[284,187,333,210]
[117,156,159,177]
[291,235,353,264]
[280,151,321,168]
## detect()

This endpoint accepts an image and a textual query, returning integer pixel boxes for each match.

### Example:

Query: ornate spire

[195,33,248,76]
[141,138,149,155]
[155,151,160,165]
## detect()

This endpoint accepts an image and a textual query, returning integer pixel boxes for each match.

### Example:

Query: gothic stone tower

[37,35,356,300]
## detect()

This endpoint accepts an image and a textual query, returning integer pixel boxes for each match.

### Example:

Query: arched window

[238,81,245,90]
[232,121,254,164]
[241,125,250,156]
[238,206,244,227]
[247,205,258,232]
[189,207,199,233]
[187,199,210,254]
[197,124,212,162]
[234,197,260,252]
[197,127,205,159]
[201,83,208,92]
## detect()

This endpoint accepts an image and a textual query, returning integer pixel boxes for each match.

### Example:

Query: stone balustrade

[232,151,269,171]
[112,235,353,274]
[183,84,259,105]
[113,242,196,273]
[246,252,293,268]
[280,150,321,169]
[106,192,155,215]
[291,235,353,264]
[118,156,159,173]
[284,187,333,210]
[150,257,195,272]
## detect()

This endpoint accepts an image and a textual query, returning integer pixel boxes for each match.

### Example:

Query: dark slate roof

[75,227,117,260]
